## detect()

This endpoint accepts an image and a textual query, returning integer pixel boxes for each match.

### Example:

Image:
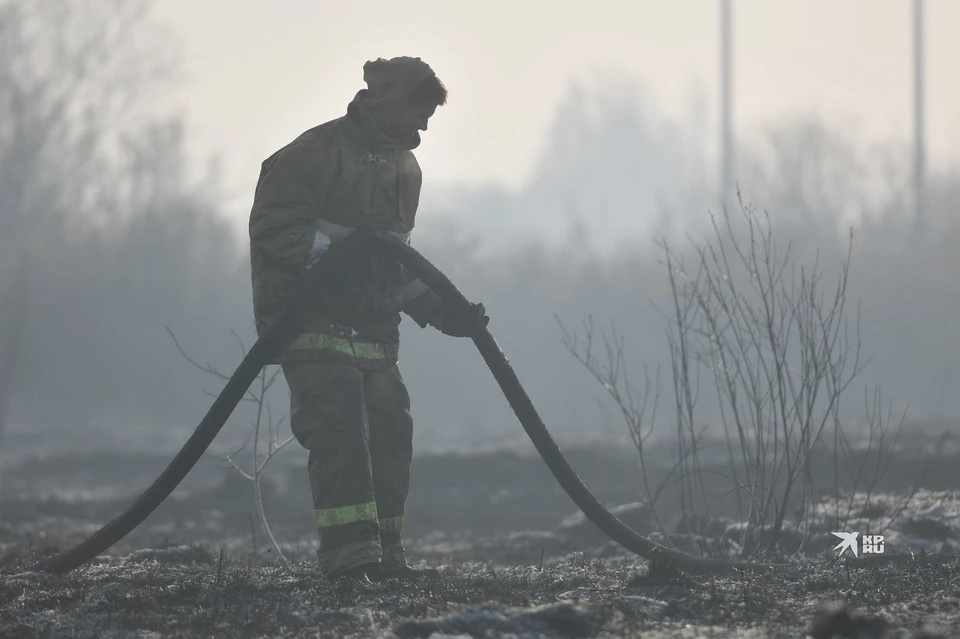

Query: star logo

[831,531,859,557]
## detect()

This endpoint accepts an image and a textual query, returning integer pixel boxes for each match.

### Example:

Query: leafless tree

[565,197,916,559]
[167,327,294,562]
[559,315,680,545]
[0,0,175,446]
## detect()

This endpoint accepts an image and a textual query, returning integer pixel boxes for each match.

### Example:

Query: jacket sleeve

[401,275,444,327]
[249,138,334,272]
[396,235,443,327]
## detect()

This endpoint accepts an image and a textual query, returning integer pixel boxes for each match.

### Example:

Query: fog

[1,0,958,462]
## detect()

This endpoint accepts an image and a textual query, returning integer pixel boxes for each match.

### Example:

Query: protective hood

[347,56,436,150]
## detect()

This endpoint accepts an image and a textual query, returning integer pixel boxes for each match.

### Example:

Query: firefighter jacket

[249,57,443,365]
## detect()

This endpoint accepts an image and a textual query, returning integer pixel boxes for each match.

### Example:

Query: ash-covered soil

[1,443,959,637]
[2,546,958,638]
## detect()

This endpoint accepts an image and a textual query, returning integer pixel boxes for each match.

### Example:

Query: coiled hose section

[38,228,775,575]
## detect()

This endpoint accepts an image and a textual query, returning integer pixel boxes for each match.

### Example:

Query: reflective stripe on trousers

[315,501,378,527]
[313,504,403,535]
[288,333,398,361]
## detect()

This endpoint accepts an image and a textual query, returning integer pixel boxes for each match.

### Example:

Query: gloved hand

[430,301,489,338]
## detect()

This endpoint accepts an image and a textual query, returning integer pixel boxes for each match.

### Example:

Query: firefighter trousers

[281,358,413,575]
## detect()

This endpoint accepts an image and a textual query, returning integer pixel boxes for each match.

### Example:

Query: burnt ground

[0,442,959,637]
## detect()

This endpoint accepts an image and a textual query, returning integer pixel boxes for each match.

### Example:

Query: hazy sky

[150,0,960,219]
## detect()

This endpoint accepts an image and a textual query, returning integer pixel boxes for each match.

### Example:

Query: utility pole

[913,0,926,235]
[720,0,734,208]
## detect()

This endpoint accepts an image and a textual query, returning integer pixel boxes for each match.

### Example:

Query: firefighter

[248,56,488,582]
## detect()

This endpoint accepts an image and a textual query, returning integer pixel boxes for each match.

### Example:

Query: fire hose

[38,227,775,575]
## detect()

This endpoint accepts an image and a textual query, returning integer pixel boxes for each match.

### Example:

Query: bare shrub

[167,327,293,562]
[564,197,917,559]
